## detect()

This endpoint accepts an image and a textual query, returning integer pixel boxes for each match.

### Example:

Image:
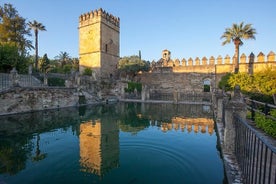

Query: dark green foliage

[270,109,276,118]
[40,54,50,73]
[0,44,30,73]
[203,84,210,92]
[218,73,233,91]
[125,82,142,93]
[62,64,72,74]
[245,92,273,104]
[83,68,92,76]
[47,78,65,86]
[49,64,73,74]
[255,113,276,138]
[118,55,150,75]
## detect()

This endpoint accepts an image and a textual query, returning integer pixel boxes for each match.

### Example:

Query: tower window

[105,44,108,52]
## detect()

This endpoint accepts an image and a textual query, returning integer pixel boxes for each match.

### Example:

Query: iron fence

[234,115,276,184]
[0,73,12,91]
[244,98,276,121]
[18,74,43,87]
[0,73,43,92]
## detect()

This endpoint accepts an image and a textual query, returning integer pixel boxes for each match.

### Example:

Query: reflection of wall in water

[79,119,119,176]
[152,117,214,135]
[141,103,213,120]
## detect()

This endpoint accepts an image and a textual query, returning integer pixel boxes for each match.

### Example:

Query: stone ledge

[216,121,244,184]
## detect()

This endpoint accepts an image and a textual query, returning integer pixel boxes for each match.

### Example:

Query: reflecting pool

[0,103,225,183]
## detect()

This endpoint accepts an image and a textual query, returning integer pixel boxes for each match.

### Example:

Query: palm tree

[28,20,46,71]
[221,22,256,73]
[55,51,71,68]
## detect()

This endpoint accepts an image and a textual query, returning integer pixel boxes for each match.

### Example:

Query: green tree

[118,55,150,76]
[55,51,71,68]
[71,57,79,71]
[221,22,256,73]
[221,68,276,103]
[28,20,46,70]
[0,43,30,73]
[40,53,50,73]
[0,3,32,55]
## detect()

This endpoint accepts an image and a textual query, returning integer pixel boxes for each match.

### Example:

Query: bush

[255,113,276,138]
[125,82,142,93]
[48,78,65,86]
[83,68,92,76]
[218,73,232,91]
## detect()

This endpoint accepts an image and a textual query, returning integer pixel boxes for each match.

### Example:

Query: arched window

[203,79,211,92]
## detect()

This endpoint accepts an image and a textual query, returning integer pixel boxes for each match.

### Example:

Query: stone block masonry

[79,8,120,79]
[0,87,80,115]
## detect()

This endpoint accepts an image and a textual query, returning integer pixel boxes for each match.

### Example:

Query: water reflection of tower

[79,119,119,176]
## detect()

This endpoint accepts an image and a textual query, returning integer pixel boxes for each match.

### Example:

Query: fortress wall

[138,72,213,93]
[155,51,275,74]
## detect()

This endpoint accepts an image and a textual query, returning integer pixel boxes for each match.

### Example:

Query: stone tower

[162,49,171,61]
[79,8,120,78]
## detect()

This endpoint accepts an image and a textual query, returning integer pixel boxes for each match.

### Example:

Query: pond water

[0,103,225,184]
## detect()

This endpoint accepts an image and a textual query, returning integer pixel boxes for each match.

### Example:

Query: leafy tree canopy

[219,68,276,103]
[0,43,30,73]
[118,55,150,74]
[0,3,32,55]
[40,54,50,73]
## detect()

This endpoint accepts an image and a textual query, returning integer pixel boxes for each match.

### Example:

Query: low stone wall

[0,87,81,115]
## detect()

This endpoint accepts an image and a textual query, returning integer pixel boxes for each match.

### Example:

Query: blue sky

[2,0,276,61]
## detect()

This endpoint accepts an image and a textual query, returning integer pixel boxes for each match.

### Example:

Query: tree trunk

[234,39,240,73]
[35,30,38,70]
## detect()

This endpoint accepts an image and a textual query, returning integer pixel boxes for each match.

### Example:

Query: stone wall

[137,72,215,93]
[0,87,82,115]
[153,51,276,74]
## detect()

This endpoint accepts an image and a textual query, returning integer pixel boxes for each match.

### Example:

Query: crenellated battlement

[79,8,120,28]
[79,8,120,78]
[152,51,276,74]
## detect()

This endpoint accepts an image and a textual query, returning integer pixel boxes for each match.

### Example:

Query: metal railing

[245,98,276,121]
[0,73,12,91]
[0,73,43,92]
[234,115,276,184]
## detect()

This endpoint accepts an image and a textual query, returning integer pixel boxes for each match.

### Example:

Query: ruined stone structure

[79,8,120,78]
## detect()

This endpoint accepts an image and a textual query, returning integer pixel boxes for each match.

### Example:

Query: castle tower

[162,49,171,61]
[79,8,120,78]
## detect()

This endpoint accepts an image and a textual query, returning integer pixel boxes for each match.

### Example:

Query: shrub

[83,68,92,76]
[125,82,142,93]
[255,113,276,138]
[218,73,232,91]
[48,78,65,86]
